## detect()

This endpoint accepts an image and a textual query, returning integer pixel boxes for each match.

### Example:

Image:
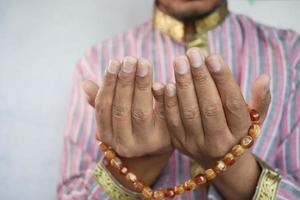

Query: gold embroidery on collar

[154,6,184,43]
[154,3,228,50]
[194,3,228,33]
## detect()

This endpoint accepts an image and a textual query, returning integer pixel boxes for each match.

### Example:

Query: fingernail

[122,57,137,73]
[175,56,188,74]
[166,84,176,97]
[207,55,222,72]
[107,59,120,74]
[136,59,149,77]
[187,48,203,68]
[152,82,164,95]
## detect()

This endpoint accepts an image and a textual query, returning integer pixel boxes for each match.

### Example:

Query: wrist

[212,152,261,199]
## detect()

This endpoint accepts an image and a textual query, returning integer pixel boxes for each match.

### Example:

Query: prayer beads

[97,109,261,199]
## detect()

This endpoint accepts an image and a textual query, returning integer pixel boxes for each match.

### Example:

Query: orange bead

[104,150,116,160]
[153,190,165,199]
[194,173,207,185]
[133,180,145,193]
[231,144,245,157]
[142,187,153,199]
[98,142,109,151]
[250,109,260,122]
[174,184,185,195]
[126,172,137,183]
[248,124,260,138]
[183,180,197,191]
[164,188,175,198]
[213,161,227,173]
[110,157,122,170]
[204,169,216,180]
[223,153,235,166]
[240,135,254,149]
[119,164,129,176]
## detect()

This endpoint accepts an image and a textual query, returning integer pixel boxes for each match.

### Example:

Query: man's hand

[82,57,173,188]
[163,47,271,199]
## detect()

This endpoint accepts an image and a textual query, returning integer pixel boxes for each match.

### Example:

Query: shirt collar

[153,3,229,43]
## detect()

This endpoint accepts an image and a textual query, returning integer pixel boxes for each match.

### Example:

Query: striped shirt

[57,12,300,199]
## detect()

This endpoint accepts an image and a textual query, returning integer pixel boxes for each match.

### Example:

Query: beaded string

[97,109,261,199]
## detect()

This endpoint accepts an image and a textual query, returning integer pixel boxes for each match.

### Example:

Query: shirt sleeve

[57,45,109,200]
[205,33,300,200]
[274,33,300,199]
[275,128,300,199]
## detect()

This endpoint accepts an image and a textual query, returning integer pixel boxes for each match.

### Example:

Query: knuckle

[118,75,134,87]
[132,107,152,121]
[165,97,178,108]
[214,73,228,85]
[182,105,200,120]
[104,72,117,84]
[192,70,210,86]
[136,77,151,90]
[202,102,222,118]
[95,101,109,115]
[112,103,130,119]
[176,76,193,89]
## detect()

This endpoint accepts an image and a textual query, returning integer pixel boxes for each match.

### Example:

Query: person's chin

[157,0,222,21]
[170,10,210,22]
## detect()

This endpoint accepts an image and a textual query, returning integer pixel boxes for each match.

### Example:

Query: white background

[1,0,299,199]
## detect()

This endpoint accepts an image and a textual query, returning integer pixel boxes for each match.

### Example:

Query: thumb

[248,74,271,124]
[81,80,99,107]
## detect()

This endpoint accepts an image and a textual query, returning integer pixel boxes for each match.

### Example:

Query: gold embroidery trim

[154,3,228,48]
[189,3,228,51]
[253,158,281,200]
[154,6,184,42]
[190,159,205,178]
[194,3,228,33]
[93,162,139,200]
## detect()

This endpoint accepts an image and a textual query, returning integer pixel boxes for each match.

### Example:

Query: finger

[173,55,203,138]
[81,80,99,107]
[112,56,137,146]
[95,59,121,142]
[185,49,231,142]
[249,74,271,123]
[164,83,188,149]
[152,82,165,120]
[132,58,153,132]
[205,53,250,137]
